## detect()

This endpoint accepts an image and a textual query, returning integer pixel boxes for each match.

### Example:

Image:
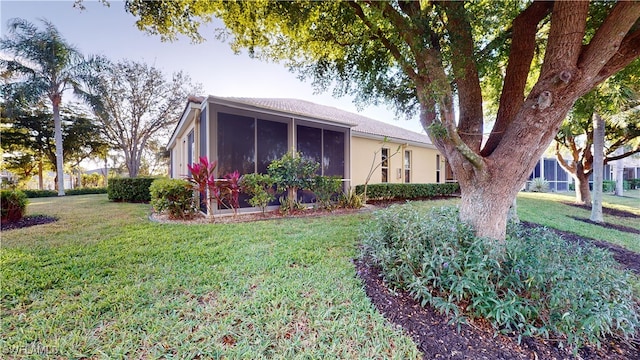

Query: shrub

[240,173,276,214]
[354,183,459,201]
[1,190,28,222]
[603,180,616,192]
[310,175,342,210]
[338,188,364,209]
[22,189,57,198]
[268,152,319,208]
[150,178,196,219]
[529,177,549,192]
[361,204,640,351]
[107,177,156,203]
[66,187,108,195]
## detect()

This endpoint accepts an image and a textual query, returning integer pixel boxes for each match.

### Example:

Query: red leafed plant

[187,156,218,220]
[186,157,241,220]
[223,170,241,215]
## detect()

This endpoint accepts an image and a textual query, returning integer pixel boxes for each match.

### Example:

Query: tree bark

[52,95,65,196]
[590,113,604,222]
[38,158,44,190]
[574,169,591,205]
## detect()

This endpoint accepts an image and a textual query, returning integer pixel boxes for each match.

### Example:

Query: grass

[2,191,638,358]
[2,195,420,359]
[517,191,640,253]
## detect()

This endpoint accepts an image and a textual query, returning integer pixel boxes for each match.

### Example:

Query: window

[404,150,411,183]
[436,154,441,183]
[187,130,195,167]
[381,148,389,183]
[296,125,345,177]
[257,119,288,174]
[217,112,255,176]
[323,129,345,177]
[296,125,322,173]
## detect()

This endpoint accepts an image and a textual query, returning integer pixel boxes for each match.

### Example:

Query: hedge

[355,182,460,201]
[107,177,157,203]
[20,188,108,198]
[22,189,58,198]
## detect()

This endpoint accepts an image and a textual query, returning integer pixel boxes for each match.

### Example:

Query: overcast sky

[1,0,425,134]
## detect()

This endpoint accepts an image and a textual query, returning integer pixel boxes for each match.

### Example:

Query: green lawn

[517,191,640,253]
[1,195,420,359]
[2,192,638,358]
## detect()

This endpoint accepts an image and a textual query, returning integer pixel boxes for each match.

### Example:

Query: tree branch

[594,27,640,85]
[347,1,419,82]
[481,1,552,156]
[579,2,640,82]
[442,1,483,152]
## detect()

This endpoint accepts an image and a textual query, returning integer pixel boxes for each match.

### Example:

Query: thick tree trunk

[52,98,65,196]
[590,113,604,222]
[574,169,591,205]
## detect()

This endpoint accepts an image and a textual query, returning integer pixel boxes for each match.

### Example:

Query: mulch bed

[567,216,640,235]
[356,204,640,360]
[1,215,58,231]
[562,201,640,219]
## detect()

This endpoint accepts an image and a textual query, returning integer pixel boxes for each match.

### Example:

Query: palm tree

[1,18,106,195]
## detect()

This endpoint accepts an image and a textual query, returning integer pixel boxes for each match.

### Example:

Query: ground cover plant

[1,194,420,359]
[361,203,640,352]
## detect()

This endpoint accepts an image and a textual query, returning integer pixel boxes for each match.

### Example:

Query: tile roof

[215,96,433,146]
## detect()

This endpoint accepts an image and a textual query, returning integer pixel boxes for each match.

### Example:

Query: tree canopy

[1,102,107,187]
[125,0,640,241]
[0,18,107,195]
[89,60,200,177]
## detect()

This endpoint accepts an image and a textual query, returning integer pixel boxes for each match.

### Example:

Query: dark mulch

[357,210,640,359]
[568,216,640,234]
[562,201,640,219]
[1,215,58,231]
[356,258,639,360]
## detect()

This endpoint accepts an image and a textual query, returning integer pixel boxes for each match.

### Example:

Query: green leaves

[361,203,640,350]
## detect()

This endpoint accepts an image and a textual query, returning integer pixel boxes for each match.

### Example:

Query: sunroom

[168,96,353,214]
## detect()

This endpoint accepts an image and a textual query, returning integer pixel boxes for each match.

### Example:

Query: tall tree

[0,18,106,195]
[555,61,640,204]
[89,60,199,177]
[126,1,640,242]
[1,102,108,184]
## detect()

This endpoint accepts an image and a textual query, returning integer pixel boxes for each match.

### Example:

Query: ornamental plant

[187,156,217,220]
[310,175,342,210]
[186,156,241,219]
[1,190,28,223]
[240,173,276,214]
[267,151,319,210]
[149,178,196,219]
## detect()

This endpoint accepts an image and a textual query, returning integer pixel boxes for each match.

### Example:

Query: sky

[0,0,425,134]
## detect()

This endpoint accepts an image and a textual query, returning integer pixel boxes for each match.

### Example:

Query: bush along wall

[107,177,157,203]
[355,182,460,201]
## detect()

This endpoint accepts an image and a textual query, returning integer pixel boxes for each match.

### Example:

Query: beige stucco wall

[350,135,443,186]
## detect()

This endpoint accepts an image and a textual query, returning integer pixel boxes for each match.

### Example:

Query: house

[167,96,446,212]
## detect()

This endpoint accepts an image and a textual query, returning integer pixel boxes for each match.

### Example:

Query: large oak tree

[89,60,199,177]
[125,1,640,242]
